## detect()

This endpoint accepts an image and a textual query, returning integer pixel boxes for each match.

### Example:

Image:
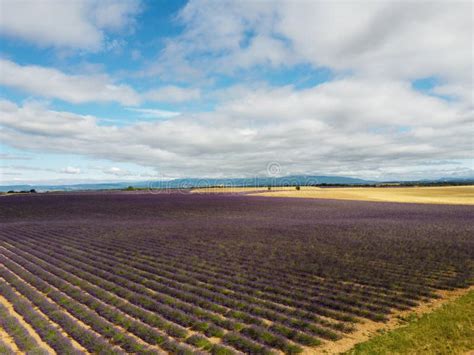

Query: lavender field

[1,192,473,354]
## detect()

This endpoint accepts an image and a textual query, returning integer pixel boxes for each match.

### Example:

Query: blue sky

[0,0,472,184]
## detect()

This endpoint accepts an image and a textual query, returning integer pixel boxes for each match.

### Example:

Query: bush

[205,324,225,338]
[223,332,273,354]
[211,344,236,355]
[185,334,213,350]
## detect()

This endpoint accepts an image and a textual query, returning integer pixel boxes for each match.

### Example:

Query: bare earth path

[0,293,54,353]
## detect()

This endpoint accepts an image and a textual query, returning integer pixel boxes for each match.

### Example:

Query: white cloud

[61,166,81,174]
[432,83,473,108]
[0,74,471,180]
[127,108,181,119]
[0,0,141,50]
[103,167,130,176]
[0,1,471,181]
[0,99,102,137]
[144,86,201,103]
[155,0,471,103]
[0,59,140,105]
[0,153,31,160]
[275,1,471,83]
[0,59,202,105]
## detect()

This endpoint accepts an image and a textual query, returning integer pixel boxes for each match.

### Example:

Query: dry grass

[255,186,474,205]
[194,186,474,205]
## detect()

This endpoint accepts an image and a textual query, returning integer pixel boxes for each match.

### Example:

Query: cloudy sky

[0,0,472,184]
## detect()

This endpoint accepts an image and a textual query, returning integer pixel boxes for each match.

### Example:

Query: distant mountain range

[1,175,472,192]
[1,175,370,192]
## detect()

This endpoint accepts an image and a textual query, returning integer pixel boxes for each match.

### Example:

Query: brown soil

[1,272,88,354]
[1,251,161,354]
[1,244,174,354]
[0,325,19,353]
[0,293,54,354]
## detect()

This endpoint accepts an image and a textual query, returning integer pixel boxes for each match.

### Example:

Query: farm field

[0,192,473,354]
[194,185,474,205]
[348,289,474,354]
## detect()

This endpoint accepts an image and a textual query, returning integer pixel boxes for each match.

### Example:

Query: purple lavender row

[0,276,84,354]
[2,237,298,353]
[11,230,340,343]
[0,241,228,353]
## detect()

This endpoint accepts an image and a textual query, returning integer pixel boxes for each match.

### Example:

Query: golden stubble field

[192,186,474,205]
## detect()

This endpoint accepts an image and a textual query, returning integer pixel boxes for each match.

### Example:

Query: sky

[0,0,472,185]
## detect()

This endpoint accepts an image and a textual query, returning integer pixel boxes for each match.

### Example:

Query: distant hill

[156,175,373,189]
[2,175,472,193]
[0,175,373,192]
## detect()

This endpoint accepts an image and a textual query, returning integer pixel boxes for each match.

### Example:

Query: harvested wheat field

[195,186,474,205]
[254,186,474,205]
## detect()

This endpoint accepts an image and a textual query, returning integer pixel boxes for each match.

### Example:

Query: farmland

[0,192,473,354]
[194,185,474,205]
[348,289,474,354]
